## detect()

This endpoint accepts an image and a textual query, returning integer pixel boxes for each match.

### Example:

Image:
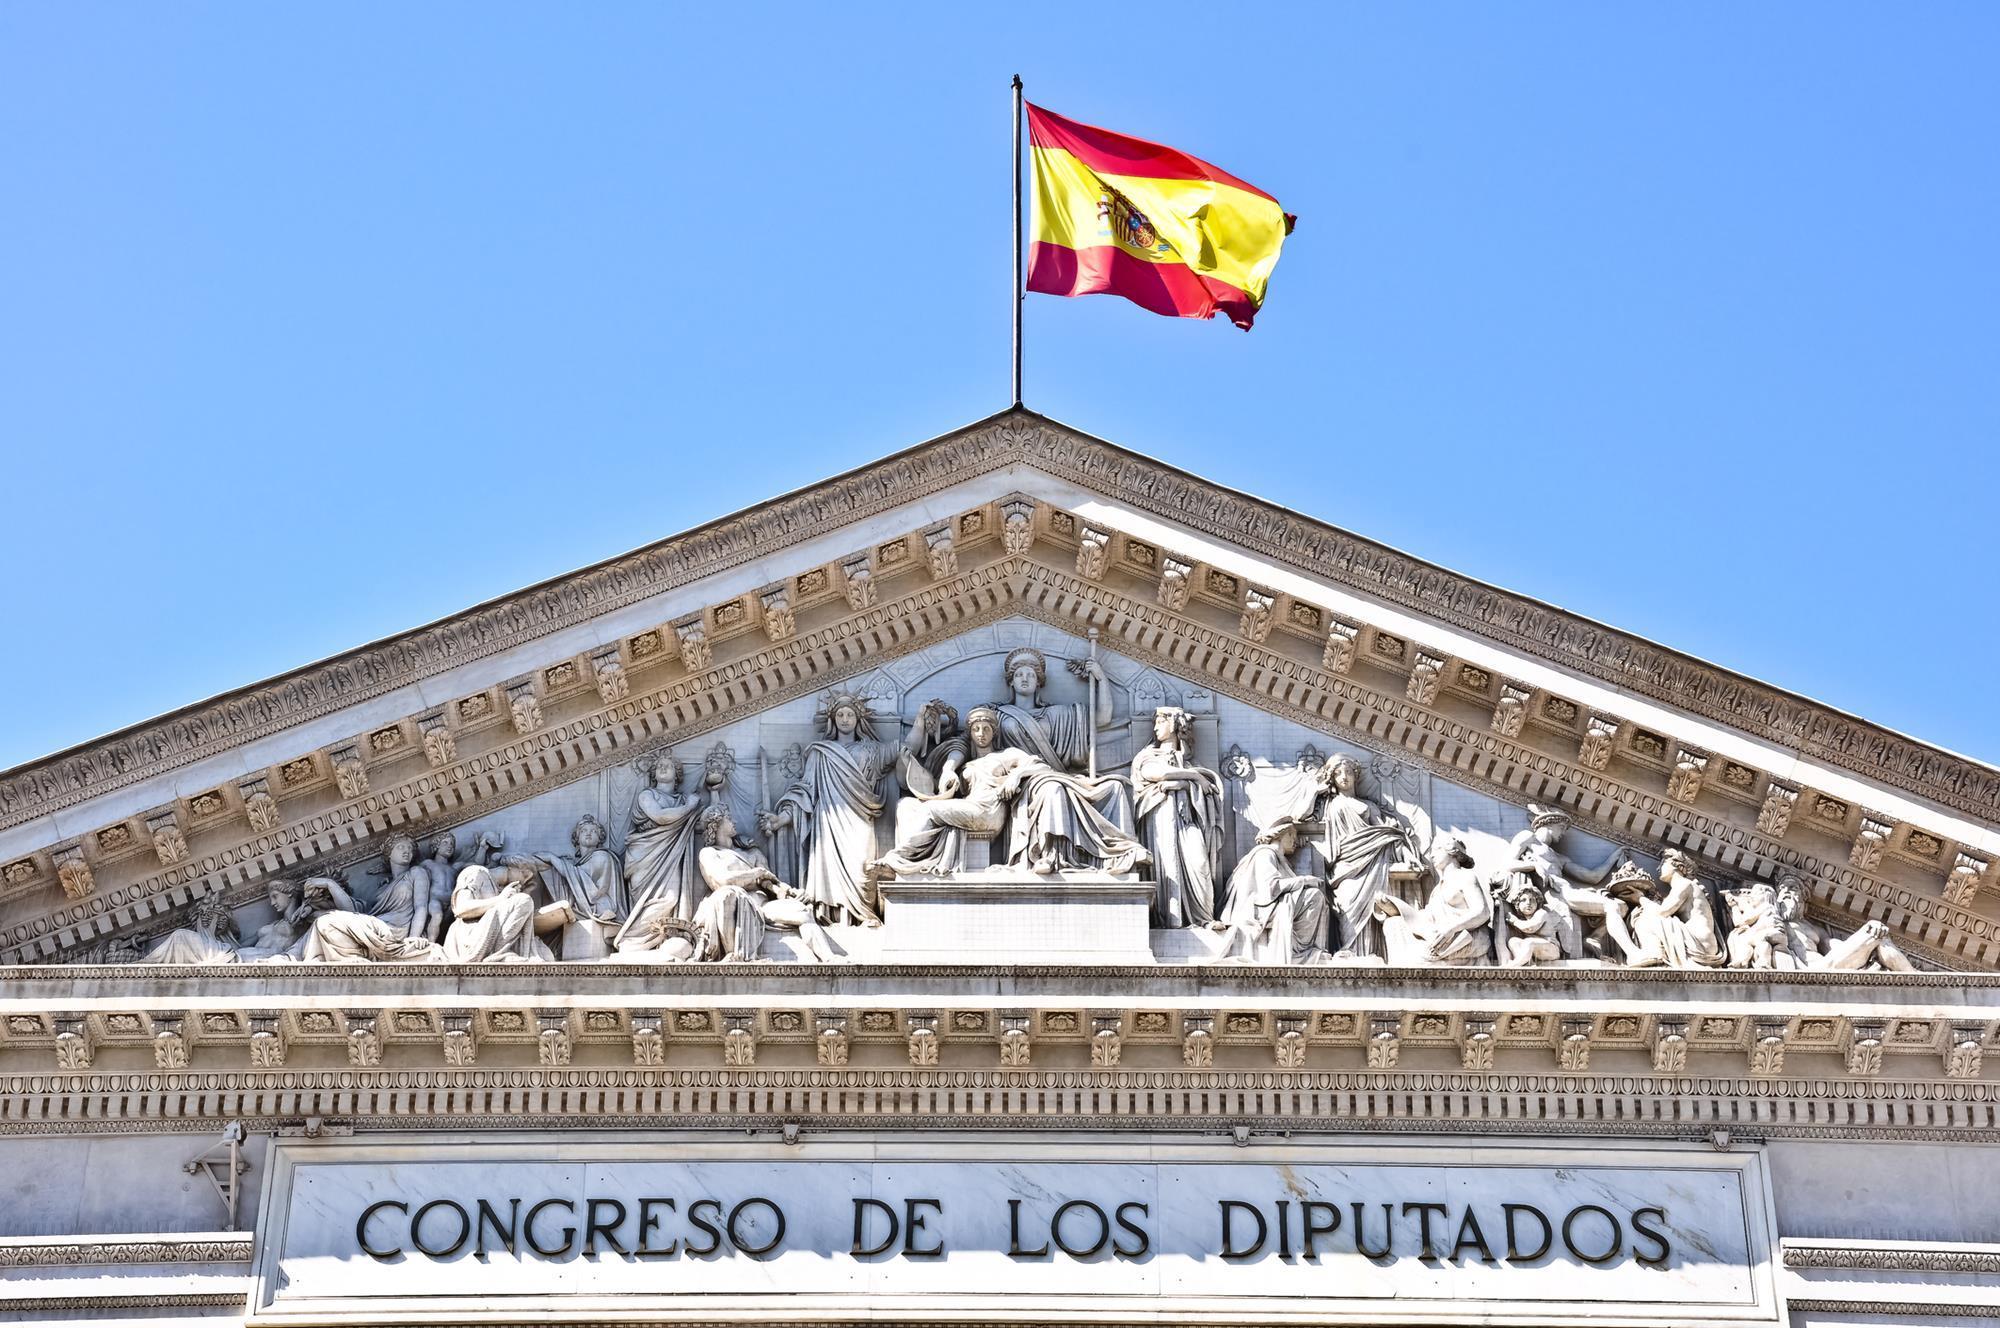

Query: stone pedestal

[877,873,1155,964]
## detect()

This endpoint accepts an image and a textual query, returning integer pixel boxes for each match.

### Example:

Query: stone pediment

[0,407,1995,973]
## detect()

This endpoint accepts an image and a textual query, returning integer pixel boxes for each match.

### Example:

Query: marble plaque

[250,1135,1782,1326]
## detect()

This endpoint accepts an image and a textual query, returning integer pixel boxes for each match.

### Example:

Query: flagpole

[1011,73,1024,407]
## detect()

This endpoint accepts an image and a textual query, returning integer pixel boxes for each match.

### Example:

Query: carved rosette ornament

[674,620,712,673]
[331,746,368,799]
[1666,748,1709,803]
[1578,714,1620,771]
[240,779,280,834]
[923,527,957,580]
[1492,681,1532,738]
[147,812,188,867]
[1001,499,1036,555]
[1757,780,1800,837]
[1075,527,1110,580]
[1406,650,1446,705]
[419,714,456,769]
[1238,589,1276,643]
[53,845,94,900]
[1157,556,1192,610]
[591,647,629,703]
[759,589,796,643]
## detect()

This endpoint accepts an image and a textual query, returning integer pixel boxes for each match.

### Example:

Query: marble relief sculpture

[302,835,444,962]
[442,862,553,962]
[1133,706,1224,927]
[1495,874,1562,966]
[1377,838,1493,966]
[137,878,326,964]
[1290,755,1425,959]
[869,740,1025,878]
[530,816,625,960]
[1502,806,1637,962]
[1214,819,1331,964]
[691,807,840,962]
[1622,849,1726,969]
[762,692,919,926]
[614,753,704,949]
[1773,873,1913,972]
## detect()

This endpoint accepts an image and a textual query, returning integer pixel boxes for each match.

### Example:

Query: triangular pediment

[0,408,1994,971]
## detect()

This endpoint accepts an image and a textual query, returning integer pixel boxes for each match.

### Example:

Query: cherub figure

[1497,874,1561,967]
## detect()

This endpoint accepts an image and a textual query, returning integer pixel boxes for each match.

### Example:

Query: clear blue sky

[2,5,1995,771]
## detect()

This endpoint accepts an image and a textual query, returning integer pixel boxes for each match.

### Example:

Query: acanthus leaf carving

[1578,714,1620,771]
[592,647,630,704]
[1757,780,1800,837]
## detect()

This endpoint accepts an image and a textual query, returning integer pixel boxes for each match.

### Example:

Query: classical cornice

[6,543,1997,970]
[1,408,1993,843]
[0,1233,251,1267]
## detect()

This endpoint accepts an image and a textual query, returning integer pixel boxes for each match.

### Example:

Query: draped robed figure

[614,753,705,950]
[763,694,906,927]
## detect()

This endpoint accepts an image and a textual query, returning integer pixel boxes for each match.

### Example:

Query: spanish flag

[1027,103,1294,330]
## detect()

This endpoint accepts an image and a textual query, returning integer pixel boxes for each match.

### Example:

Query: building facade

[2,409,1997,1327]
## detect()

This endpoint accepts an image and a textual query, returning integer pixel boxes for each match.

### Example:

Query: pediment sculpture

[102,633,1921,974]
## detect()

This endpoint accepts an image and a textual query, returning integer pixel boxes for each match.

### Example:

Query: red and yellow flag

[1027,103,1294,329]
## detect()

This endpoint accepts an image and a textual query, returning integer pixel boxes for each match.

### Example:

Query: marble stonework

[253,1136,1780,1327]
[3,408,1999,1328]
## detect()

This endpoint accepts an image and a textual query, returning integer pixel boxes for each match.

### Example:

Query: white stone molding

[146,811,188,867]
[1650,1018,1689,1073]
[239,778,279,834]
[1090,1014,1122,1068]
[923,526,957,580]
[418,712,456,769]
[1492,680,1532,738]
[1238,588,1276,643]
[589,645,630,705]
[840,556,876,610]
[1853,813,1895,872]
[1946,1024,1984,1079]
[506,679,544,735]
[1579,713,1620,771]
[330,744,367,799]
[1946,851,1991,906]
[1157,555,1193,610]
[722,1011,758,1066]
[1181,1012,1214,1067]
[52,843,92,900]
[248,1012,285,1068]
[1846,1021,1887,1076]
[630,1011,665,1066]
[1558,1018,1593,1071]
[815,1012,850,1067]
[1758,779,1800,837]
[1322,617,1361,673]
[1366,1016,1400,1070]
[906,1011,939,1066]
[150,1013,188,1069]
[1276,1014,1309,1068]
[759,587,796,643]
[0,1233,252,1267]
[1667,747,1709,804]
[536,1009,572,1066]
[1075,526,1111,580]
[999,1012,1032,1067]
[1406,649,1447,705]
[1000,498,1036,555]
[674,618,712,673]
[52,1013,91,1069]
